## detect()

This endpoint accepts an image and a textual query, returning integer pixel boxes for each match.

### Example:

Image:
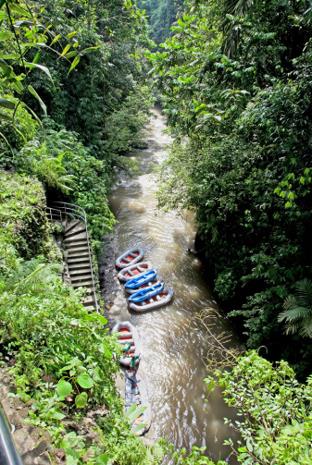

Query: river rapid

[100,109,238,463]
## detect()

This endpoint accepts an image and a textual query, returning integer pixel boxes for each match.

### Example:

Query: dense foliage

[0,171,163,464]
[206,351,312,465]
[0,0,151,242]
[139,0,183,43]
[151,0,312,375]
[0,1,159,463]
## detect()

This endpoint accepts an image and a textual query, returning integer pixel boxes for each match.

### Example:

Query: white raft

[115,247,144,269]
[117,261,152,282]
[129,288,174,313]
[112,321,141,367]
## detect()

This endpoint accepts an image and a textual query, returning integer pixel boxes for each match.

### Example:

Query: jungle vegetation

[0,0,311,464]
[138,0,183,44]
[151,0,312,377]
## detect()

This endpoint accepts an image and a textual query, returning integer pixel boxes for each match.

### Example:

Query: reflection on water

[107,109,237,462]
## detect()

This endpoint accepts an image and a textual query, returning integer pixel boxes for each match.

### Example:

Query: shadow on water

[101,109,239,463]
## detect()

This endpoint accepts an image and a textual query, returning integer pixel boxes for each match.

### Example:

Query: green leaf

[76,372,94,389]
[25,62,53,82]
[67,55,80,75]
[0,98,15,110]
[56,379,73,399]
[0,31,11,41]
[95,454,110,465]
[51,33,62,46]
[60,43,71,57]
[82,46,101,54]
[66,31,77,39]
[28,85,47,116]
[75,392,88,408]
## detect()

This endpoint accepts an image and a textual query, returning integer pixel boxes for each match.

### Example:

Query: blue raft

[124,269,157,291]
[128,282,164,304]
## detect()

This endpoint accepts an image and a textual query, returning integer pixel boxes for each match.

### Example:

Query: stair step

[64,228,86,239]
[84,304,96,311]
[72,280,94,288]
[83,297,96,306]
[64,220,81,234]
[64,238,88,247]
[66,245,90,254]
[71,273,93,281]
[69,268,92,276]
[67,251,90,259]
[68,261,91,270]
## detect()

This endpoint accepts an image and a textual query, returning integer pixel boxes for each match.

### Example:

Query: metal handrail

[46,202,99,312]
[0,405,23,465]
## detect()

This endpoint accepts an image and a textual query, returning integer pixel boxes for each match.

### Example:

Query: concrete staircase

[46,202,99,312]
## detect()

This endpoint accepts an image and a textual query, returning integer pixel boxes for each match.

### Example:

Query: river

[101,109,238,463]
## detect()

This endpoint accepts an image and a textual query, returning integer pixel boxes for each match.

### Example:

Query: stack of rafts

[116,246,174,312]
[112,246,174,436]
[112,321,151,436]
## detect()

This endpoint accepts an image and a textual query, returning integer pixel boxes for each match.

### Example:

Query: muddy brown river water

[101,109,238,463]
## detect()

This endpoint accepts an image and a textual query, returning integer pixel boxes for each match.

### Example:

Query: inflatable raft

[117,261,152,282]
[112,321,141,367]
[124,269,157,291]
[128,282,164,303]
[115,247,144,269]
[125,369,151,436]
[129,288,174,313]
[125,279,162,294]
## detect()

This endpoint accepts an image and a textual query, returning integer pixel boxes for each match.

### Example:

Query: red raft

[117,261,152,282]
[115,247,144,269]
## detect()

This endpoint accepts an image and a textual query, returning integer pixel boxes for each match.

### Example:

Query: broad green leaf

[28,85,47,116]
[75,392,88,408]
[56,379,73,399]
[76,372,94,389]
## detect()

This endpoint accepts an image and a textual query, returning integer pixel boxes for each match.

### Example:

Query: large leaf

[56,379,73,399]
[28,85,47,116]
[75,392,88,408]
[76,372,94,389]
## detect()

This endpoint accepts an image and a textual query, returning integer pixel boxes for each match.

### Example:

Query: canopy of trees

[151,0,312,377]
[1,1,311,464]
[139,0,183,43]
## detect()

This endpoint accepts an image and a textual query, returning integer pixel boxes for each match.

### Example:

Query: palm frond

[279,279,312,338]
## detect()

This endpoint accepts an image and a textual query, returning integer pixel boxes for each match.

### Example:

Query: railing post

[0,406,23,465]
